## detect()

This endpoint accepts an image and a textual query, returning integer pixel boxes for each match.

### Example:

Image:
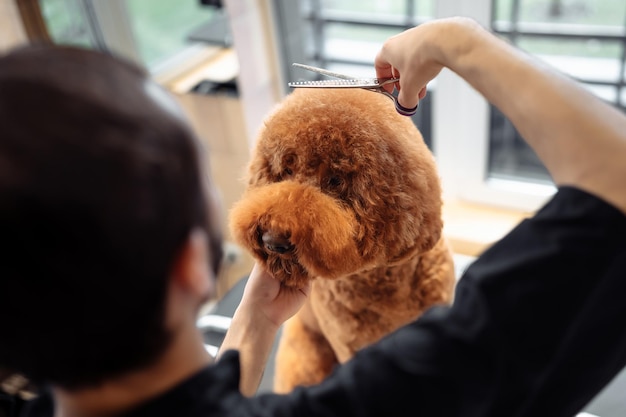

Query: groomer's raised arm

[375,17,626,214]
[218,263,310,396]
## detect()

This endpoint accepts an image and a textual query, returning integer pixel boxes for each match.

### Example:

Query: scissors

[288,63,418,117]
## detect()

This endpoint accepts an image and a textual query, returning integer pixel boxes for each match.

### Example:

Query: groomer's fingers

[374,60,395,93]
[418,86,427,100]
[376,45,420,110]
[394,85,428,116]
[395,74,422,112]
[376,23,445,114]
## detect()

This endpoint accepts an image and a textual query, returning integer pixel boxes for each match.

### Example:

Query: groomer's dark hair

[0,45,222,388]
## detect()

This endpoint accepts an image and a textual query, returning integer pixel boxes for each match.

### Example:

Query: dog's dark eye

[328,176,343,188]
[275,167,293,182]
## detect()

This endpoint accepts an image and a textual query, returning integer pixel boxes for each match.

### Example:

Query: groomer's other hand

[240,263,310,328]
[219,263,309,396]
[375,17,480,111]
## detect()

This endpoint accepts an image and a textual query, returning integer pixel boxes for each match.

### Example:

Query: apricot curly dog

[229,87,456,393]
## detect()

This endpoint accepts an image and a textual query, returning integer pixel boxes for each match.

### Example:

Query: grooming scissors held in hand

[288,63,418,117]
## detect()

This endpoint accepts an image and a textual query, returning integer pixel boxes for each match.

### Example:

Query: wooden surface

[442,198,532,257]
[171,90,255,299]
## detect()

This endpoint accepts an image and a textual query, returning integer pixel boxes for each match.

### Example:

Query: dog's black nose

[261,231,294,254]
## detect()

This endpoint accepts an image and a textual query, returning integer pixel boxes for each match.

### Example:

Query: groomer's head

[0,45,223,388]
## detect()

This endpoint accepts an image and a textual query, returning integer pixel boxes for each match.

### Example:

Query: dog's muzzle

[260,229,294,254]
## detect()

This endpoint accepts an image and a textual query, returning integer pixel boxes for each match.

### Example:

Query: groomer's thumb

[395,85,420,117]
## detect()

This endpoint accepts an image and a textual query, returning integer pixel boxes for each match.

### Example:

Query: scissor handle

[376,89,418,117]
[395,99,418,117]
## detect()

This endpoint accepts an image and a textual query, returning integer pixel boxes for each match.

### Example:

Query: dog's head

[229,88,442,288]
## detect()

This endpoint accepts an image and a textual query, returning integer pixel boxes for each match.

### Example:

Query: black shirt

[22,187,626,417]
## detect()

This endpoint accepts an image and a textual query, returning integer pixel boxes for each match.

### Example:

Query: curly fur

[229,88,455,392]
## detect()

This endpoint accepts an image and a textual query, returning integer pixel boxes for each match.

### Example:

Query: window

[489,0,626,186]
[39,0,98,49]
[279,0,626,211]
[297,0,435,148]
[126,0,217,68]
[39,0,222,71]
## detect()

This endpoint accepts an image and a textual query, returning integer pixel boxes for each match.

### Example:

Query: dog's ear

[247,158,264,186]
[388,204,443,265]
[246,144,273,187]
[387,168,444,264]
[344,117,444,266]
[352,184,443,266]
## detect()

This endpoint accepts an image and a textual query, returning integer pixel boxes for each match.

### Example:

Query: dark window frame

[297,0,434,147]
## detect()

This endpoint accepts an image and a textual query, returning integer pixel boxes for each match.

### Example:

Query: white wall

[224,0,282,147]
[0,0,28,54]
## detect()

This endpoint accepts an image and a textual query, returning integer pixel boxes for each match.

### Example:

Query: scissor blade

[288,79,379,88]
[292,63,354,80]
[288,78,399,88]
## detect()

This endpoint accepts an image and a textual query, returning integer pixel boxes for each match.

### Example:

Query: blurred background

[3,0,624,232]
[12,0,625,192]
[5,0,622,272]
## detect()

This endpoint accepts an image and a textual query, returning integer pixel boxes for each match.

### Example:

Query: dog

[229,87,456,393]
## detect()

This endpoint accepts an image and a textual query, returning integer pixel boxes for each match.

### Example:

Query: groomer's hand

[240,263,310,328]
[218,263,309,396]
[375,17,481,112]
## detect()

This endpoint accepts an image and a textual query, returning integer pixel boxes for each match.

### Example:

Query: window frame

[294,0,555,211]
[37,0,223,78]
[16,0,53,43]
[434,0,559,212]
[87,0,142,65]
